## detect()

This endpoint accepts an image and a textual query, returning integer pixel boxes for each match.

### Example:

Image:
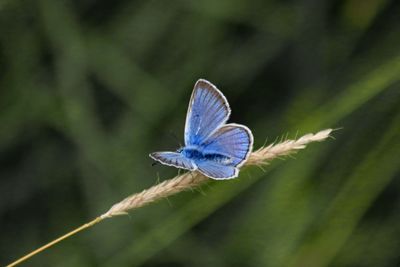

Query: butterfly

[150,79,253,180]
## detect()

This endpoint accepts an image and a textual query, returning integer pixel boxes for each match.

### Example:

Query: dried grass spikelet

[7,128,332,267]
[101,128,333,218]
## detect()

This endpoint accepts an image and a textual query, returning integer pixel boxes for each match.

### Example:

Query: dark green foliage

[0,0,399,266]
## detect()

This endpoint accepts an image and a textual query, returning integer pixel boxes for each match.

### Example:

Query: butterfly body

[150,79,253,180]
[180,146,234,166]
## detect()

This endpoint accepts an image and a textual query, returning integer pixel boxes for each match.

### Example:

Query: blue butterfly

[150,79,253,180]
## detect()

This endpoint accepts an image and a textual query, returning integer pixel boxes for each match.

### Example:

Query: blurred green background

[1,0,400,266]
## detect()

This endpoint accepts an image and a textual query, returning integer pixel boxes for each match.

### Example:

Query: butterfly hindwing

[202,123,253,167]
[149,152,196,171]
[184,79,231,146]
[196,160,238,180]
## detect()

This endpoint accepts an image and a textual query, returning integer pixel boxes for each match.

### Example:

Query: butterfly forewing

[184,79,231,146]
[202,123,253,167]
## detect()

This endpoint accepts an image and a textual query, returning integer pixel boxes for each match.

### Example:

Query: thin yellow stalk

[6,217,103,267]
[6,129,332,267]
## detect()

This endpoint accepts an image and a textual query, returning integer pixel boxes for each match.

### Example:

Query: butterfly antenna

[169,131,182,147]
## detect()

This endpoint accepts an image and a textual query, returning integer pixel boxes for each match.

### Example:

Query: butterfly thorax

[180,146,233,165]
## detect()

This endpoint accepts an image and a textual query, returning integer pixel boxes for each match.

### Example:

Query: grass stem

[7,217,104,267]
